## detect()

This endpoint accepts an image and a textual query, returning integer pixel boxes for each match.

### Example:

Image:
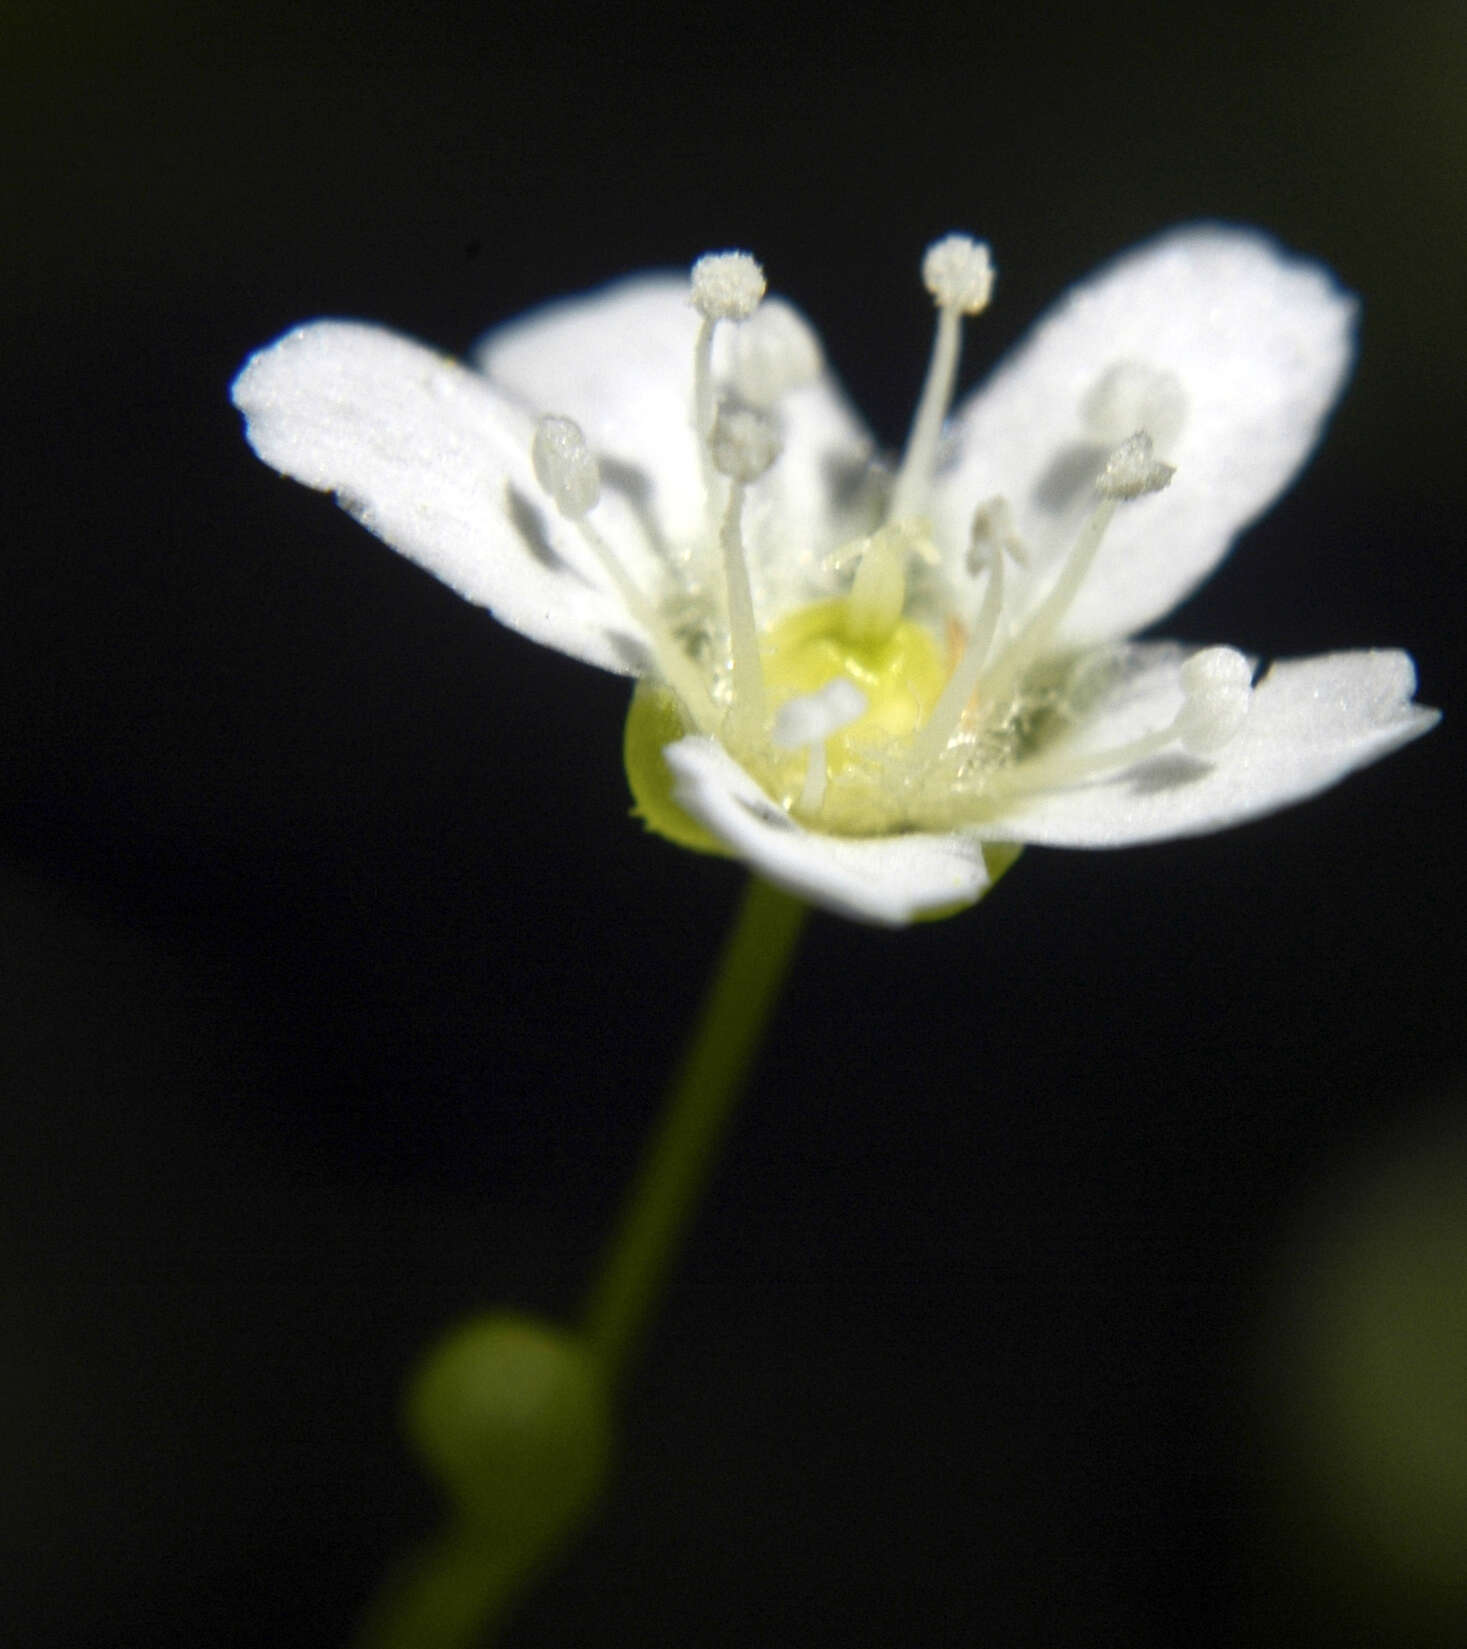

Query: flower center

[537,238,1251,850]
[751,590,948,833]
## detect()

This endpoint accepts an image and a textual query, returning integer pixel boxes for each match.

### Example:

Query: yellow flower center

[755,598,947,828]
[625,586,950,847]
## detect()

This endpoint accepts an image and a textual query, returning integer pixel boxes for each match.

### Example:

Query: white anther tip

[1177,646,1254,755]
[690,251,767,321]
[1096,430,1175,500]
[772,677,868,749]
[532,414,601,518]
[709,404,781,483]
[922,234,995,314]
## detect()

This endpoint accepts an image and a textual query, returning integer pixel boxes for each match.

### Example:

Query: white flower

[231,227,1437,926]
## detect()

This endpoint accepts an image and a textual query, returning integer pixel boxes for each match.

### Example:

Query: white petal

[663,736,991,926]
[980,649,1437,847]
[476,278,876,596]
[232,321,652,674]
[935,225,1357,645]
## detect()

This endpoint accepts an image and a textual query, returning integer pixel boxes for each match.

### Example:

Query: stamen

[1173,646,1253,754]
[532,416,717,730]
[689,251,766,440]
[991,645,1255,798]
[531,414,601,517]
[903,517,1011,771]
[1095,429,1175,500]
[975,431,1174,710]
[709,404,780,744]
[889,234,994,523]
[967,495,1029,570]
[773,677,867,817]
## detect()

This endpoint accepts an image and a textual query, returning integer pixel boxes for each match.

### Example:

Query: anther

[690,252,767,322]
[974,433,1177,715]
[690,252,766,460]
[1174,646,1253,754]
[993,645,1257,801]
[889,233,995,523]
[1096,430,1175,500]
[921,234,995,314]
[709,404,781,484]
[966,496,1028,573]
[531,415,601,518]
[708,403,777,745]
[531,415,717,732]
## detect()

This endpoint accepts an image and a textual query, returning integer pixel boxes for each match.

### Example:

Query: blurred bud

[403,1312,612,1554]
[1258,1098,1467,1639]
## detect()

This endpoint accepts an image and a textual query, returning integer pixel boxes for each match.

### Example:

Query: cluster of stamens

[532,238,1254,838]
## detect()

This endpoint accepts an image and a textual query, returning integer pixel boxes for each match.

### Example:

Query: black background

[5,5,1466,1646]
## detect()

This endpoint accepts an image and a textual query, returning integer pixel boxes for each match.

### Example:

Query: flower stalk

[584,874,807,1386]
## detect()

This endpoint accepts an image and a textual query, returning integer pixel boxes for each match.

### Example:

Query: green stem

[584,875,808,1386]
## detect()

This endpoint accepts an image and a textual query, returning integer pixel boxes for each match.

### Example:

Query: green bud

[403,1313,611,1556]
